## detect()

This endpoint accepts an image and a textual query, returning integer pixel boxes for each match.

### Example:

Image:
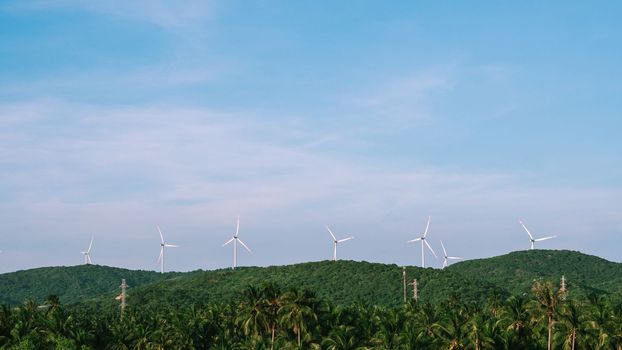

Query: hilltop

[0,250,620,309]
[448,249,622,298]
[0,264,184,306]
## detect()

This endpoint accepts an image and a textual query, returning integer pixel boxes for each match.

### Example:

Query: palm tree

[531,281,559,350]
[435,303,469,350]
[278,288,318,346]
[237,285,270,339]
[608,302,622,350]
[502,295,534,349]
[556,300,587,350]
[322,325,362,350]
[370,307,403,349]
[587,293,611,349]
[261,283,282,349]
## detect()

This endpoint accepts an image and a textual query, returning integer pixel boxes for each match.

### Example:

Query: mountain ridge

[1,249,620,308]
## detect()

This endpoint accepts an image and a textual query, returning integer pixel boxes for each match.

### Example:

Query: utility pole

[402,267,407,303]
[411,278,418,301]
[116,279,128,317]
[560,275,567,301]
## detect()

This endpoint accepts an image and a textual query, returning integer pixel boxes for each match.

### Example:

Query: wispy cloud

[1,99,620,272]
[342,69,454,129]
[4,0,215,31]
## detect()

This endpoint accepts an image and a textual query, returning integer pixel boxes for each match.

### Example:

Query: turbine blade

[448,256,463,260]
[87,236,94,253]
[337,236,354,243]
[164,244,179,248]
[534,235,556,242]
[424,240,437,258]
[223,237,234,246]
[423,216,431,238]
[157,225,165,244]
[238,239,252,252]
[519,220,534,240]
[326,226,337,241]
[235,215,240,236]
[440,240,447,257]
[157,247,163,263]
[408,238,422,243]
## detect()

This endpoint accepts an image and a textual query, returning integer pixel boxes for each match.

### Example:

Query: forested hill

[0,265,182,306]
[116,260,502,309]
[447,249,622,298]
[1,250,620,309]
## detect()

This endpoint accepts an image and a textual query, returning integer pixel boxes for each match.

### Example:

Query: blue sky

[0,1,620,273]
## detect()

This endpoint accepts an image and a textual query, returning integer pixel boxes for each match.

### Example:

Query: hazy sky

[1,1,621,273]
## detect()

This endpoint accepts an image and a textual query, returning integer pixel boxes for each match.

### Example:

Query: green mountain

[447,249,622,299]
[119,260,502,310]
[0,250,620,309]
[0,264,181,306]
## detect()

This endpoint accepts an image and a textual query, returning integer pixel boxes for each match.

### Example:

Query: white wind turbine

[81,236,94,265]
[223,215,251,269]
[440,240,462,269]
[407,216,437,268]
[519,220,556,250]
[157,226,179,273]
[326,226,354,261]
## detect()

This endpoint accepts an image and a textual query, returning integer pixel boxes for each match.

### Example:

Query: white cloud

[0,99,620,272]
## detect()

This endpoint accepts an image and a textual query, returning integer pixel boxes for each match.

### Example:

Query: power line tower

[559,275,567,301]
[402,267,407,303]
[116,279,128,317]
[410,278,418,301]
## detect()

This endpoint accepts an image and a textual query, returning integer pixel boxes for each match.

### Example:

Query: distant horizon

[0,248,614,275]
[1,1,620,273]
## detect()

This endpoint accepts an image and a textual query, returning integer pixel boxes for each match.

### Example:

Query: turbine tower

[407,216,437,268]
[326,225,354,261]
[440,240,462,268]
[519,220,556,250]
[81,236,94,265]
[223,215,251,269]
[157,226,179,273]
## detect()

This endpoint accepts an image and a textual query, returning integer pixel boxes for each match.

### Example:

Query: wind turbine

[326,226,354,261]
[440,240,462,268]
[81,236,94,265]
[519,220,557,250]
[157,226,179,273]
[223,215,251,269]
[407,216,437,268]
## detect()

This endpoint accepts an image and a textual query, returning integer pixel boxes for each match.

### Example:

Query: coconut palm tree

[556,300,589,350]
[502,295,535,350]
[278,288,318,346]
[531,281,559,350]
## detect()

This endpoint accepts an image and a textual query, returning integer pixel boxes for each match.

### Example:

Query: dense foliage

[1,250,621,311]
[448,250,622,300]
[0,265,183,306]
[2,281,622,349]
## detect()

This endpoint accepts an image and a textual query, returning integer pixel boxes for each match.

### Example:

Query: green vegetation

[1,250,622,348]
[1,281,622,349]
[448,250,622,300]
[0,265,183,306]
[1,250,621,310]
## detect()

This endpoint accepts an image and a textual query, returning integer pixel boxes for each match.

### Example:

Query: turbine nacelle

[157,226,179,273]
[407,216,436,268]
[223,215,251,269]
[326,226,354,261]
[440,240,462,269]
[519,220,557,250]
[81,236,94,265]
